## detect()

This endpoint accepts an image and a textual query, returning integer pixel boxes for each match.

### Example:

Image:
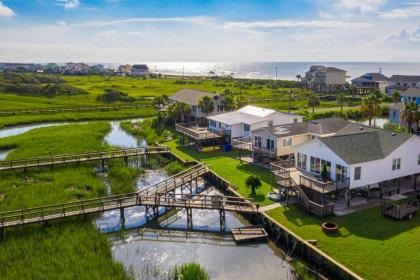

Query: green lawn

[165,140,275,206]
[267,204,420,280]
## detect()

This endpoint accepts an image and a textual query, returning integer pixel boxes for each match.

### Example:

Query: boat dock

[232,225,268,243]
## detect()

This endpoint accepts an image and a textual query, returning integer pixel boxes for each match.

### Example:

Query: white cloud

[223,19,371,30]
[0,1,15,17]
[383,27,420,46]
[56,0,80,10]
[56,21,67,26]
[334,0,386,12]
[379,4,420,19]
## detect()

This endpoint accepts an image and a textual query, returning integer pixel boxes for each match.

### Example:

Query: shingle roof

[169,89,217,105]
[352,73,390,83]
[320,126,412,164]
[390,75,420,83]
[262,118,349,137]
[401,87,420,98]
[326,67,346,73]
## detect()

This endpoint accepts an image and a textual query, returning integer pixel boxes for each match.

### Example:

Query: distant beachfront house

[207,105,303,142]
[117,65,132,76]
[290,124,420,208]
[302,65,347,92]
[389,88,420,132]
[386,75,420,95]
[169,89,224,124]
[401,87,420,105]
[351,72,390,94]
[251,118,349,166]
[131,64,149,76]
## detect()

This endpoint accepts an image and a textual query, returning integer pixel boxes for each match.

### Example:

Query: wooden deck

[0,104,149,116]
[232,225,268,243]
[175,123,225,140]
[0,146,170,171]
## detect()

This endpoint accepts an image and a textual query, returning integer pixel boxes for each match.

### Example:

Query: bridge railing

[0,146,170,169]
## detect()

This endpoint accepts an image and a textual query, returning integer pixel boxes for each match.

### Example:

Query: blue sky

[0,0,419,62]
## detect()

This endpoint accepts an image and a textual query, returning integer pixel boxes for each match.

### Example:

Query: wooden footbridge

[0,163,258,238]
[0,104,150,116]
[0,146,170,172]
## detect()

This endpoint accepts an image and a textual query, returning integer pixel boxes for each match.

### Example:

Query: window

[209,120,216,127]
[244,124,250,132]
[354,167,361,181]
[219,122,222,128]
[336,164,348,183]
[282,137,293,147]
[392,158,401,170]
[266,139,274,150]
[192,105,196,113]
[254,136,261,147]
[297,153,307,170]
[311,135,316,140]
[321,159,331,178]
[310,157,321,174]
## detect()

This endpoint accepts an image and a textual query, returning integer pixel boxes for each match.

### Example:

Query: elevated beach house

[207,105,303,142]
[252,118,349,166]
[351,72,390,94]
[169,89,224,125]
[389,88,420,133]
[277,124,420,217]
[302,65,347,93]
[387,75,420,95]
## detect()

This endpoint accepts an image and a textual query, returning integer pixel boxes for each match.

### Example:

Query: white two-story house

[293,124,420,206]
[207,105,303,142]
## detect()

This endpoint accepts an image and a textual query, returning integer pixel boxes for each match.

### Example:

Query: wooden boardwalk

[0,147,170,171]
[232,225,268,243]
[0,104,150,116]
[0,193,257,229]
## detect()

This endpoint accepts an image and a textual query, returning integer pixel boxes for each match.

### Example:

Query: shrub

[164,161,185,175]
[169,263,210,280]
[96,89,135,103]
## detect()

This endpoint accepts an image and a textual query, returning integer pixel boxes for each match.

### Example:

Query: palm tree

[198,96,215,117]
[402,102,417,133]
[220,95,238,111]
[296,74,302,83]
[236,94,246,108]
[392,91,401,104]
[307,94,320,113]
[245,175,262,195]
[175,102,191,123]
[337,93,346,113]
[360,94,381,127]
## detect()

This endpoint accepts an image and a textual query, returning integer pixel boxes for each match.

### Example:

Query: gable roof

[401,87,420,98]
[319,126,412,164]
[169,89,217,105]
[260,118,349,138]
[352,72,390,83]
[390,75,420,83]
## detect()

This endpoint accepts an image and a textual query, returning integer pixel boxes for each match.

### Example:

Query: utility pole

[275,67,278,82]
[288,91,292,113]
[182,66,185,79]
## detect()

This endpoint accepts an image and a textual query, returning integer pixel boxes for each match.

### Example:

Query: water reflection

[0,149,12,160]
[104,122,146,148]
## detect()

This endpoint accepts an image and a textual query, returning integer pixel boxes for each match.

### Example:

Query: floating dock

[232,225,268,243]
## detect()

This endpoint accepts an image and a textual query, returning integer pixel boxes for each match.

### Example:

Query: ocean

[117,62,420,81]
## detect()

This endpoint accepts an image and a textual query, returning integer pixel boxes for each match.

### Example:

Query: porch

[175,123,227,151]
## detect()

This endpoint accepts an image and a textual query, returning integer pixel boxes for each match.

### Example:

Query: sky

[0,0,419,62]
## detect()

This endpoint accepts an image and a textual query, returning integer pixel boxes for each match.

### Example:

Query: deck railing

[253,145,277,157]
[300,174,349,194]
[175,123,225,140]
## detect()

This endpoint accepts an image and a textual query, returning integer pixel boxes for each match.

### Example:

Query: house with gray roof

[302,65,347,93]
[251,118,349,165]
[351,72,390,94]
[169,89,225,124]
[292,125,420,207]
[387,75,420,95]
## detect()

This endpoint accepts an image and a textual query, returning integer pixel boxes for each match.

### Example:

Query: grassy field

[0,122,134,279]
[165,139,275,206]
[267,204,420,280]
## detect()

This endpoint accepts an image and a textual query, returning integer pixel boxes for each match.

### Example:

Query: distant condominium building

[302,65,347,92]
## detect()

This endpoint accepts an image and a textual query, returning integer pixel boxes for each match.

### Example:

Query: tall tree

[360,94,381,127]
[307,94,320,113]
[392,91,401,104]
[402,102,417,133]
[220,95,238,111]
[198,95,215,117]
[337,93,346,113]
[168,102,191,123]
[245,176,262,195]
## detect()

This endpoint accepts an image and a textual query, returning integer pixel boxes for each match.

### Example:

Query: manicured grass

[267,204,420,280]
[0,122,133,279]
[165,140,275,206]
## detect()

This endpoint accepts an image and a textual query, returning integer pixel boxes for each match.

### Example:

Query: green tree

[220,95,238,111]
[392,91,401,104]
[307,94,320,113]
[360,94,381,127]
[245,175,262,195]
[337,93,346,113]
[153,94,169,107]
[168,102,191,123]
[402,102,417,133]
[198,95,215,117]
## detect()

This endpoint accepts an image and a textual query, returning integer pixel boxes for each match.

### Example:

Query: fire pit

[322,222,338,233]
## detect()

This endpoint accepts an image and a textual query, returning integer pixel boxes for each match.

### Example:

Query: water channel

[0,119,295,279]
